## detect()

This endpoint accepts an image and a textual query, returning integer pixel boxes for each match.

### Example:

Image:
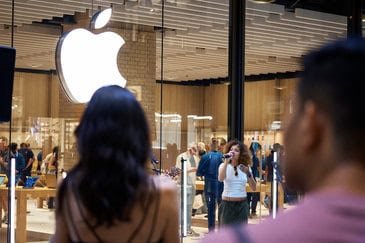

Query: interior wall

[156,78,298,150]
[204,84,228,132]
[9,73,296,136]
[155,84,205,151]
[6,72,297,171]
[13,72,51,123]
[244,80,277,131]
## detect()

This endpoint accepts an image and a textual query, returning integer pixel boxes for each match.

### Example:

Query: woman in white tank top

[218,140,256,226]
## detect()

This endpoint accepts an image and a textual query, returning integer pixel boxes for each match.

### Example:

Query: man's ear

[300,101,324,153]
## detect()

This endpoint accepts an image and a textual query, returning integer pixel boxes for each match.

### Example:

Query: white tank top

[221,163,250,198]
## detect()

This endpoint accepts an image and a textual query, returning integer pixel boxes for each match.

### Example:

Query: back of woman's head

[75,85,150,171]
[72,85,151,226]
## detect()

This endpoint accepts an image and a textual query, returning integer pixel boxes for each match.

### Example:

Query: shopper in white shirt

[175,142,200,236]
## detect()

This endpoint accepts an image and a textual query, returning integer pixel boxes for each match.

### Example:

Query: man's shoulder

[246,192,365,243]
[208,151,223,161]
[202,193,365,243]
[28,149,34,156]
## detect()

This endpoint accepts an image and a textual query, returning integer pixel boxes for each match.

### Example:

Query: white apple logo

[56,8,126,103]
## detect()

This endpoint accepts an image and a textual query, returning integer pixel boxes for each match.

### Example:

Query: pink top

[201,191,365,243]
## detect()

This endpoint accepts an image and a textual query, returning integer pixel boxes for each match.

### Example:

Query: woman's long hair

[224,139,252,166]
[58,85,151,227]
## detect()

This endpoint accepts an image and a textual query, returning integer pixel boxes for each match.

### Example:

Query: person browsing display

[218,140,256,226]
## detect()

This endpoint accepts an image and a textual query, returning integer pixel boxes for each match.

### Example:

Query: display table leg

[16,194,27,243]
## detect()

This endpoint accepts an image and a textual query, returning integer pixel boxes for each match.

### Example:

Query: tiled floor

[0,199,289,243]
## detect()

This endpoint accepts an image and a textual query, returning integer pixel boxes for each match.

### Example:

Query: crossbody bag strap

[127,178,156,242]
[146,180,160,242]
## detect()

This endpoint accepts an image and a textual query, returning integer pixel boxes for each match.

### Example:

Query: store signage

[56,8,126,103]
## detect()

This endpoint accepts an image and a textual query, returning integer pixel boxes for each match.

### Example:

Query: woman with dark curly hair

[218,139,256,226]
[51,85,179,243]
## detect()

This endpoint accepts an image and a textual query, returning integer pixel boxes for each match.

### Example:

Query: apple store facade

[0,0,363,242]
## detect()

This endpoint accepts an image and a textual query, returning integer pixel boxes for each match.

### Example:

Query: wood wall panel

[278,78,298,128]
[155,84,205,131]
[204,84,228,131]
[11,72,51,131]
[156,78,297,139]
[50,74,60,118]
[11,73,297,134]
[15,72,50,119]
[244,80,277,130]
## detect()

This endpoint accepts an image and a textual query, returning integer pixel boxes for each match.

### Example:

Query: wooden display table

[0,186,56,243]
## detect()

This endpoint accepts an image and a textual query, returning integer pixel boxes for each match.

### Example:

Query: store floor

[0,199,286,243]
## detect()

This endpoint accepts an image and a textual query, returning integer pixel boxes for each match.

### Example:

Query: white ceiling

[0,0,353,82]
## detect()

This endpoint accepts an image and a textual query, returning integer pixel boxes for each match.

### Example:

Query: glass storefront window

[0,0,354,242]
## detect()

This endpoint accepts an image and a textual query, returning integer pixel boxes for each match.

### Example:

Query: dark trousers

[205,191,222,232]
[247,192,260,214]
[21,166,32,185]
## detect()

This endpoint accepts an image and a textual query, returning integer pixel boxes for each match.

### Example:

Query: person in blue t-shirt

[197,138,224,232]
[3,143,26,178]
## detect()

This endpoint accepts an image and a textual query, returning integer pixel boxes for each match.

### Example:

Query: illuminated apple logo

[56,8,126,103]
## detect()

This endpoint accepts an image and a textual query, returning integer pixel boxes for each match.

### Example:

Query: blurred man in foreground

[201,38,365,243]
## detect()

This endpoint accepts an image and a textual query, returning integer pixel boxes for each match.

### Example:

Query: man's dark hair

[10,143,17,152]
[211,138,218,151]
[300,37,365,161]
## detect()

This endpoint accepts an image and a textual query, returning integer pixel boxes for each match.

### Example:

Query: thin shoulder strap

[72,180,103,243]
[146,180,160,242]
[127,179,155,242]
[64,179,83,243]
[65,198,83,243]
